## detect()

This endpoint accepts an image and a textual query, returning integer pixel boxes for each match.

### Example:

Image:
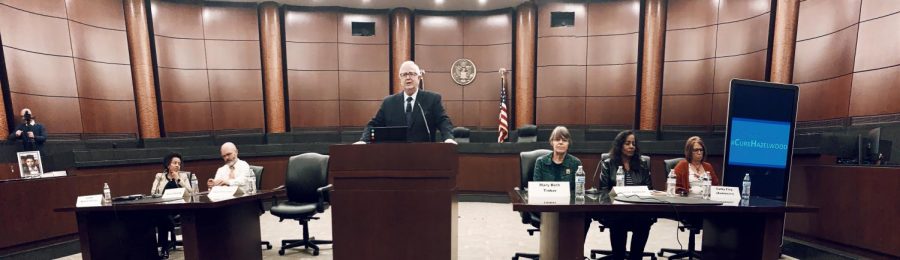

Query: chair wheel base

[278,249,285,255]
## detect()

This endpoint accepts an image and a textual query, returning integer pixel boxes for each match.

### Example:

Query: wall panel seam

[415,43,511,47]
[859,10,900,23]
[63,0,85,133]
[796,23,858,43]
[0,3,67,20]
[853,63,900,74]
[11,92,134,101]
[153,34,205,40]
[67,19,126,32]
[289,41,386,45]
[793,72,854,85]
[716,11,771,26]
[714,48,768,59]
[0,45,72,59]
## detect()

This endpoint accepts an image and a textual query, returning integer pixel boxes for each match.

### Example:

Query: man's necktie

[228,165,235,179]
[406,97,413,124]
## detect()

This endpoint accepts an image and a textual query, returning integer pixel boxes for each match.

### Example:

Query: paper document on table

[207,186,243,201]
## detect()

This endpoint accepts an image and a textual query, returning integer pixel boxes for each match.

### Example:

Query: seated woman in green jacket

[533,126,582,184]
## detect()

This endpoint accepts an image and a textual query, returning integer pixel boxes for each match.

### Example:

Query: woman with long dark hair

[597,130,654,259]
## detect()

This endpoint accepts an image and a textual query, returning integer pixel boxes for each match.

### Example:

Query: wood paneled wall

[662,0,771,129]
[793,1,900,123]
[849,1,900,117]
[414,11,513,129]
[535,1,639,128]
[284,8,390,129]
[151,1,264,135]
[0,0,137,136]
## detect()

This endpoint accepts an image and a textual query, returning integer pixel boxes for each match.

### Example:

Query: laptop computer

[370,126,408,143]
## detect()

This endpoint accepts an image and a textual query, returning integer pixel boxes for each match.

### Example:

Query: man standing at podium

[355,60,456,144]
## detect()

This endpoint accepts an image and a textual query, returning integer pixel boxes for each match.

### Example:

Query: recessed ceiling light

[479,0,487,5]
[435,0,445,5]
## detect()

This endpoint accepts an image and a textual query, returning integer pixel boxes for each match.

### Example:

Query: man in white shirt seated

[208,142,250,189]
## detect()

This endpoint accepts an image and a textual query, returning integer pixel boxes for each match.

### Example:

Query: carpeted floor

[57,202,800,259]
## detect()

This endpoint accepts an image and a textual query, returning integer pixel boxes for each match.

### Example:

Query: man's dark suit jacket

[360,90,455,143]
[8,123,46,152]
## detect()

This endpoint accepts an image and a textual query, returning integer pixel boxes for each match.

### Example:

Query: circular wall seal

[451,59,477,86]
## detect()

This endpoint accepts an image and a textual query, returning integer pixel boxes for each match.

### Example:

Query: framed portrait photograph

[17,151,43,179]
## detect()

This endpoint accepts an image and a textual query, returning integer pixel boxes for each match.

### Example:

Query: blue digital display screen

[727,118,791,168]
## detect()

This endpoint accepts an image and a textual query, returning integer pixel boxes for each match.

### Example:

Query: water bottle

[245,170,256,194]
[190,174,199,195]
[701,171,712,199]
[102,183,112,205]
[615,166,625,187]
[666,169,677,197]
[574,166,585,198]
[742,173,751,200]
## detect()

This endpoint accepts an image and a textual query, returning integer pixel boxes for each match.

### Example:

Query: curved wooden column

[124,0,160,138]
[390,8,412,94]
[639,0,667,131]
[770,0,800,84]
[259,2,287,133]
[514,2,536,128]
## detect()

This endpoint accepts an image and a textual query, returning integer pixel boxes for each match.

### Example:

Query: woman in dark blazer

[597,130,654,259]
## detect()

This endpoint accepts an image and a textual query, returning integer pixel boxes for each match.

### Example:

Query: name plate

[528,181,570,198]
[76,194,103,207]
[162,188,187,199]
[41,171,67,178]
[208,186,243,200]
[610,186,652,197]
[709,186,741,203]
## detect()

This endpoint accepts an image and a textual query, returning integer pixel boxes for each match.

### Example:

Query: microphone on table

[585,161,603,194]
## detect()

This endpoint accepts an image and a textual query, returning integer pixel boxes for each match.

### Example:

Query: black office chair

[513,149,552,260]
[452,126,471,143]
[270,153,333,256]
[657,158,702,259]
[590,153,657,260]
[517,124,538,143]
[249,165,274,250]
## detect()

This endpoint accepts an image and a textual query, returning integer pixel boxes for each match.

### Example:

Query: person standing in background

[9,108,47,153]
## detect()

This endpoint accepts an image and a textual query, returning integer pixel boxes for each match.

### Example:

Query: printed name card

[527,182,570,204]
[162,188,187,199]
[710,186,742,203]
[76,194,103,207]
[610,186,652,197]
[208,186,243,201]
[41,171,67,178]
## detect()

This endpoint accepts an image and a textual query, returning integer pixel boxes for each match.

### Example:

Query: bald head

[398,60,421,95]
[220,142,238,165]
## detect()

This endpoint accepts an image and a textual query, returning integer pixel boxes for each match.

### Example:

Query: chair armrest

[315,184,334,212]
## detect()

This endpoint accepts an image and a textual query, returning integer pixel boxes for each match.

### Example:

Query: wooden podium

[330,143,458,260]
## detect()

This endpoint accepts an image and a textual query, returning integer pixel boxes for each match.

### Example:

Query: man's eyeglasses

[399,72,419,78]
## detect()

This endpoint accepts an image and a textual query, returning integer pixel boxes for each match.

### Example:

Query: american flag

[498,69,509,143]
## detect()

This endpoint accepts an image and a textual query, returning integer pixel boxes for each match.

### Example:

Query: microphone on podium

[418,70,426,90]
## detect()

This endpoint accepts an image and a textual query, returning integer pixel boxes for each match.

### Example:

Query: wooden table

[56,191,275,260]
[509,190,816,260]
